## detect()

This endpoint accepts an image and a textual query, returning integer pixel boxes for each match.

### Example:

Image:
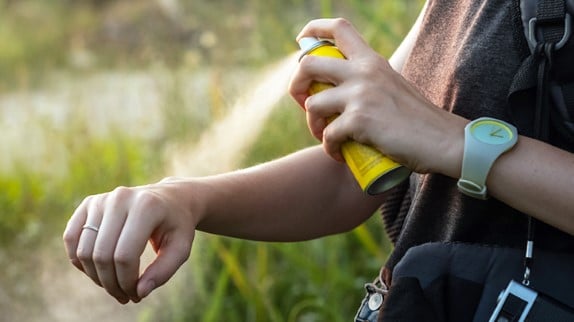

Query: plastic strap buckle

[528,13,572,51]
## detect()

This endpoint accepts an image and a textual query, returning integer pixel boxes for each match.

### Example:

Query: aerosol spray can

[298,37,411,194]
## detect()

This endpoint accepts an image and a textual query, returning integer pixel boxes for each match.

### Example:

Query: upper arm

[389,1,428,73]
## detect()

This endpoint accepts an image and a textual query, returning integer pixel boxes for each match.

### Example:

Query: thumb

[137,234,193,299]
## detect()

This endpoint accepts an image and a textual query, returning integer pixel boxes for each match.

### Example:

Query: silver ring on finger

[82,224,100,233]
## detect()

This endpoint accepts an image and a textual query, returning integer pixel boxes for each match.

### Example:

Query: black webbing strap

[508,0,574,151]
[536,0,567,44]
[511,0,570,286]
[535,0,568,141]
[533,42,553,140]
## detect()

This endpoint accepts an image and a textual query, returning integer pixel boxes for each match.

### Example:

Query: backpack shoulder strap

[508,0,574,150]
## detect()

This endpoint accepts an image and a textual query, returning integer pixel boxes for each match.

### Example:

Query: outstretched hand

[63,180,197,304]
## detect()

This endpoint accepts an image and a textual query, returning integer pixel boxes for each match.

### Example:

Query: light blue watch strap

[457,117,518,200]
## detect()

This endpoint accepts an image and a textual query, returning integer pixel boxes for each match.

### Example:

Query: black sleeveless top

[382,0,574,271]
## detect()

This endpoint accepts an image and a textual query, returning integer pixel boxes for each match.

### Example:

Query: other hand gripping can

[298,37,411,195]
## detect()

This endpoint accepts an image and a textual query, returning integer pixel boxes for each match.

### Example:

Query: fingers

[290,18,364,109]
[289,18,385,112]
[112,192,170,302]
[290,18,397,163]
[296,18,371,59]
[322,114,354,163]
[304,87,346,141]
[75,195,106,287]
[64,187,147,303]
[305,86,383,163]
[289,54,349,109]
[93,187,132,303]
[63,197,90,272]
[137,231,193,299]
[63,185,195,304]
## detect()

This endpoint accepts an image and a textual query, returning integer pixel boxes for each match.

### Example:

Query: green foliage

[241,97,317,165]
[0,1,84,90]
[144,217,389,322]
[0,133,163,245]
[0,0,424,91]
[0,171,44,244]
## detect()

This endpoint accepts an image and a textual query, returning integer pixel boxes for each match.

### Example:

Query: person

[63,0,574,320]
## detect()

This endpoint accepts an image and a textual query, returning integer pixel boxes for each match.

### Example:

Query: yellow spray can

[298,37,411,194]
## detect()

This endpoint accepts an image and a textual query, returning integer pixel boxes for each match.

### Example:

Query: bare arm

[388,0,427,72]
[63,145,386,304]
[181,145,386,241]
[486,136,574,235]
[418,123,574,235]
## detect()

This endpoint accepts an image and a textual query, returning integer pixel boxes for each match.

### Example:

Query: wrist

[157,178,206,231]
[422,116,468,179]
[457,117,518,199]
[443,120,467,179]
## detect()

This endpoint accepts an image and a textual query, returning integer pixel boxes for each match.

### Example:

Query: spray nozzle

[297,37,335,61]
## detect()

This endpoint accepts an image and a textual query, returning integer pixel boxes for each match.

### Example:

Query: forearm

[386,0,574,235]
[182,145,386,241]
[487,136,574,235]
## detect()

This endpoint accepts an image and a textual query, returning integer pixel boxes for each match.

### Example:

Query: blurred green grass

[0,0,422,91]
[0,0,422,320]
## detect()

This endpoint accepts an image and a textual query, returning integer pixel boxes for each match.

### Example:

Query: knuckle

[76,247,92,262]
[62,230,76,245]
[322,125,336,143]
[113,250,137,268]
[305,97,317,113]
[298,54,316,70]
[332,17,352,30]
[92,249,112,266]
[135,190,162,211]
[78,194,94,207]
[111,186,131,200]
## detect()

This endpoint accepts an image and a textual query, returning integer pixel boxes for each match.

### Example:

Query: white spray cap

[298,37,321,51]
[297,37,334,61]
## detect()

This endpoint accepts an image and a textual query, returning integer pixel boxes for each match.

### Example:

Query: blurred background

[0,0,423,321]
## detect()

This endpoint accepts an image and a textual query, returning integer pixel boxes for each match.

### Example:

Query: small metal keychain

[354,275,388,322]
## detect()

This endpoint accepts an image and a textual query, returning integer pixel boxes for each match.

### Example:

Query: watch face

[470,119,515,145]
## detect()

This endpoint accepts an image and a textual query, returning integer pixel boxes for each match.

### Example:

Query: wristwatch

[457,117,518,200]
